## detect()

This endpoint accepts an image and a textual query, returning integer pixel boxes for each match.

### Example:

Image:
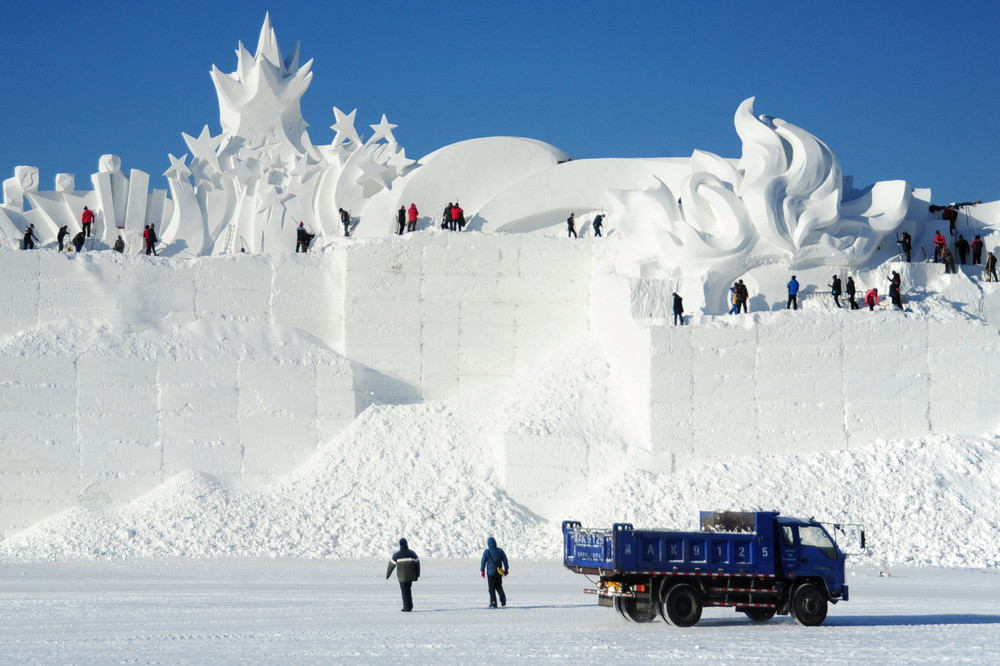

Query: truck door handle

[801,558,808,563]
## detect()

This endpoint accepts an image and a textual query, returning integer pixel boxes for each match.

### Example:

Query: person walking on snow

[480,537,509,608]
[865,288,879,311]
[407,203,418,232]
[830,275,842,308]
[972,235,984,265]
[593,214,604,237]
[386,538,420,612]
[933,230,947,263]
[728,283,739,315]
[81,206,95,237]
[672,292,685,325]
[397,206,406,235]
[567,213,577,238]
[846,276,860,310]
[786,275,800,310]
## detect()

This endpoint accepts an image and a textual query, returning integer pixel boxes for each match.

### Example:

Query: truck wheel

[613,597,632,622]
[660,584,703,627]
[623,597,657,623]
[742,607,776,622]
[790,584,828,626]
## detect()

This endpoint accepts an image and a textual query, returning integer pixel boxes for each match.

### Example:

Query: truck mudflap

[840,584,848,602]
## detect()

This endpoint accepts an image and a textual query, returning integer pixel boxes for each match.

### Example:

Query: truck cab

[775,517,848,603]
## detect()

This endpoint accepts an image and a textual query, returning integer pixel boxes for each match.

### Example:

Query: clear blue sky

[4,1,998,205]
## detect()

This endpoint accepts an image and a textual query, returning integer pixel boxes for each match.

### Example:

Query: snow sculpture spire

[209,11,314,156]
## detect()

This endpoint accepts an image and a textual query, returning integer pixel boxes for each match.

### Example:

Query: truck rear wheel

[790,584,828,626]
[742,607,776,622]
[660,583,703,627]
[618,597,657,623]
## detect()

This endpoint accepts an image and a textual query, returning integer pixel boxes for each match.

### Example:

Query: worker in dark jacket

[72,231,85,252]
[955,235,970,265]
[22,224,38,250]
[672,292,684,326]
[830,275,842,308]
[57,225,69,251]
[480,536,509,608]
[397,206,406,235]
[386,538,420,612]
[846,276,860,310]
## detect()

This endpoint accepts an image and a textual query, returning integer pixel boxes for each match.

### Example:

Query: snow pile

[3,335,999,569]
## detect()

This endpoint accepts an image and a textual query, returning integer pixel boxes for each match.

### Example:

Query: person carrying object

[593,214,604,237]
[386,538,420,612]
[296,221,315,252]
[480,536,509,608]
[22,224,38,250]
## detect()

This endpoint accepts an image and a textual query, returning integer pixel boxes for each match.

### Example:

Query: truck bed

[563,511,778,577]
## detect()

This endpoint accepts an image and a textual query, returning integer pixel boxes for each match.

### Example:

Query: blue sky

[4,1,998,205]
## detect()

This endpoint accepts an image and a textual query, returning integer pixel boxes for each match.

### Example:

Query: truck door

[780,524,842,591]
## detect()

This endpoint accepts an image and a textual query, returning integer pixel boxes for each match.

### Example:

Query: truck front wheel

[790,584,828,626]
[660,584,703,627]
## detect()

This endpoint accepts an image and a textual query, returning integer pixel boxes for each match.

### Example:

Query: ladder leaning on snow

[222,225,236,253]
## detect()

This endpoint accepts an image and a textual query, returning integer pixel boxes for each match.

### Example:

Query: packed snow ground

[1,559,998,664]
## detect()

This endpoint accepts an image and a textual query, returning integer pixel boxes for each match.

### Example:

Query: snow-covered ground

[2,559,997,664]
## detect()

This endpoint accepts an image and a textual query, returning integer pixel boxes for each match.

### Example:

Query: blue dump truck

[563,510,863,627]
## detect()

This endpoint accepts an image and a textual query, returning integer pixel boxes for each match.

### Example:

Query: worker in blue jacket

[386,538,420,612]
[480,536,509,608]
[787,275,800,310]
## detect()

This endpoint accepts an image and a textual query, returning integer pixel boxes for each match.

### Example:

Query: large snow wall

[4,232,1000,535]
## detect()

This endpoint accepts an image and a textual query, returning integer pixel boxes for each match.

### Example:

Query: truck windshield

[799,525,837,559]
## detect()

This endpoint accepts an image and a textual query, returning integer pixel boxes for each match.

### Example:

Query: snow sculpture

[0,158,168,248]
[158,13,414,254]
[4,13,919,285]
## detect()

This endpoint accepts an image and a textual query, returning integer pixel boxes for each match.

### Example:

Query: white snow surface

[2,560,998,664]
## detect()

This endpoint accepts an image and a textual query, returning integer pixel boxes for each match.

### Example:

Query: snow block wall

[648,316,1000,470]
[0,251,353,535]
[345,234,592,403]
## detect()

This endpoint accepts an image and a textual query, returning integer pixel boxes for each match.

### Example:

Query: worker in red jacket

[450,202,463,231]
[933,230,947,263]
[972,235,985,264]
[81,206,96,237]
[407,203,418,232]
[864,288,879,311]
